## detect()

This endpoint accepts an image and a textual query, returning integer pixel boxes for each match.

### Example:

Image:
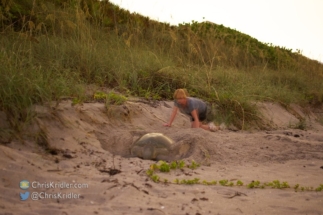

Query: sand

[0,99,323,215]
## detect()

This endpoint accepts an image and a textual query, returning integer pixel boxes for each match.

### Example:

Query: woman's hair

[173,89,189,99]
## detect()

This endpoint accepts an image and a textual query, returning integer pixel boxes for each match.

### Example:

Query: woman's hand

[191,109,200,128]
[164,107,178,127]
[163,123,171,127]
[192,120,199,128]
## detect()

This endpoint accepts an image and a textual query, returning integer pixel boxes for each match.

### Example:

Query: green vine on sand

[146,160,323,192]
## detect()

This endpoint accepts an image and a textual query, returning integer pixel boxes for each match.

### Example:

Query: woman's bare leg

[200,123,211,131]
[191,122,212,131]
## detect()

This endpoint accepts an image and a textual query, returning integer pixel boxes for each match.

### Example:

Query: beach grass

[0,0,322,131]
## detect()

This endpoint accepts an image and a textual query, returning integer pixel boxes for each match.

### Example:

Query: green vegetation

[146,160,323,191]
[106,92,127,105]
[150,160,189,173]
[159,161,171,172]
[174,178,200,185]
[219,179,229,186]
[247,180,261,188]
[202,180,217,185]
[93,91,127,106]
[315,184,323,192]
[188,160,200,170]
[1,0,323,134]
[236,180,244,186]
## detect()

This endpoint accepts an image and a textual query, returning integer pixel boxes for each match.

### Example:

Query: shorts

[190,107,207,122]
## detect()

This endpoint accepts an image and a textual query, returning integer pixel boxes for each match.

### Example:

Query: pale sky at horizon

[109,0,323,63]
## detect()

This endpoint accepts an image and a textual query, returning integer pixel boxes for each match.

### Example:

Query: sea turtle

[130,133,175,160]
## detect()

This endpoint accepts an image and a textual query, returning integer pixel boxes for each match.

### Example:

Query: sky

[109,0,323,63]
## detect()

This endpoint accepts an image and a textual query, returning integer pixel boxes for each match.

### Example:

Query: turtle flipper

[142,146,153,160]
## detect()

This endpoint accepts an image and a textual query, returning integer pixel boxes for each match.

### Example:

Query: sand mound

[1,99,323,214]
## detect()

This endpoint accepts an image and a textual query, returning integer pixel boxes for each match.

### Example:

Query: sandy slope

[0,99,323,215]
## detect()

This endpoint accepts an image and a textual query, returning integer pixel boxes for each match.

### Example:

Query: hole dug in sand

[98,130,204,162]
[96,102,217,163]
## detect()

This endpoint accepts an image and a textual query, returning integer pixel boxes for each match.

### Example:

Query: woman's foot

[208,122,219,132]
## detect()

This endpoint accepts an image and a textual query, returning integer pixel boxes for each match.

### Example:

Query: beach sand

[0,99,323,215]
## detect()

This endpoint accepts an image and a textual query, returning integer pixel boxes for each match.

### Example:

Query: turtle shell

[130,133,174,160]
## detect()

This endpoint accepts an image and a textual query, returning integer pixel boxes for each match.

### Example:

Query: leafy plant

[294,184,300,191]
[72,97,82,105]
[93,91,108,101]
[272,180,281,188]
[146,169,154,176]
[247,180,261,188]
[202,180,217,185]
[170,161,178,169]
[178,160,186,169]
[281,181,290,188]
[106,92,127,105]
[151,174,160,183]
[159,162,170,172]
[188,160,200,170]
[315,184,323,192]
[236,180,244,186]
[150,163,159,171]
[180,178,200,185]
[219,179,229,186]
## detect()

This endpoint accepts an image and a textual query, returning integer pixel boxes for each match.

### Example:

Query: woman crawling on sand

[164,89,219,132]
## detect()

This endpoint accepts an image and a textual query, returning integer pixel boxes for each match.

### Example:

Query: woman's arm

[191,109,200,128]
[164,106,178,127]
